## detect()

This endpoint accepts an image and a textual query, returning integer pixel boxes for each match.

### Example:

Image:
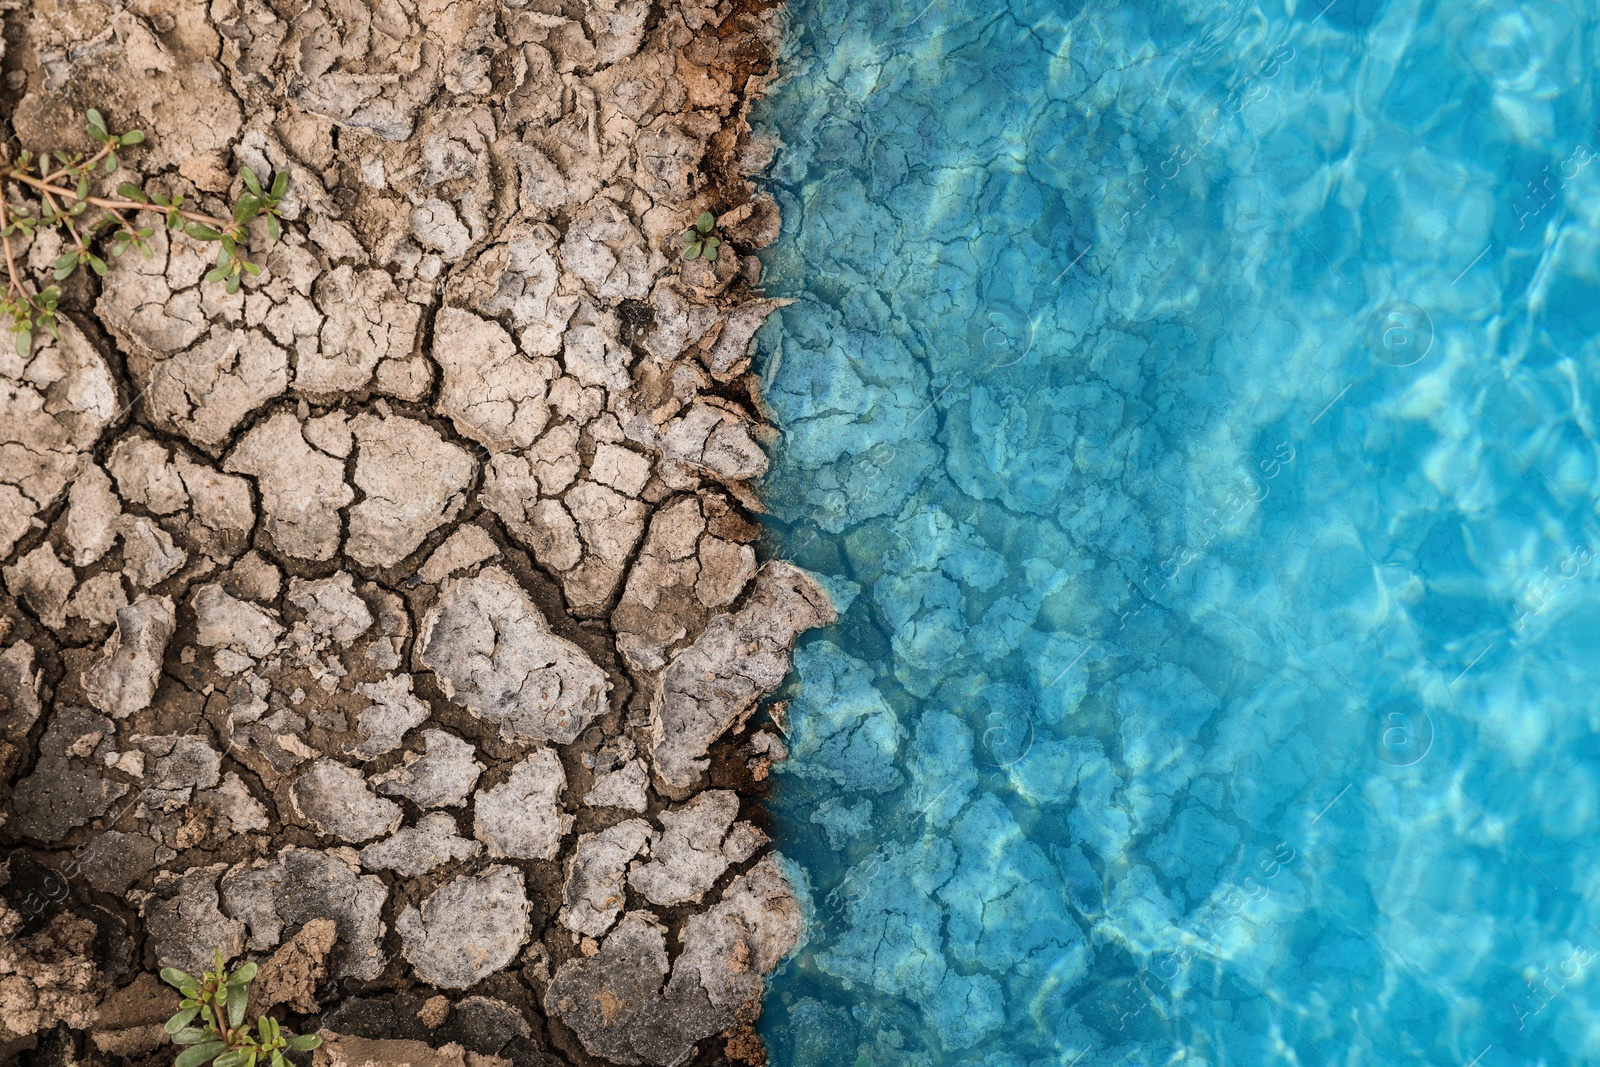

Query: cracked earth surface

[0,1,821,1064]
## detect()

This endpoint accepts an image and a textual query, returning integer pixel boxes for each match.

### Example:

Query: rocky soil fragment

[373,729,483,808]
[650,562,835,791]
[397,866,531,989]
[630,791,767,906]
[473,749,571,860]
[223,848,389,982]
[361,813,483,877]
[420,567,608,744]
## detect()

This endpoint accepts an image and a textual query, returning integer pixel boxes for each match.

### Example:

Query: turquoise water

[750,1,1600,1064]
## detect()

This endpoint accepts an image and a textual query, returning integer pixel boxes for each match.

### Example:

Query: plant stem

[0,198,26,302]
[6,169,232,230]
[40,142,113,184]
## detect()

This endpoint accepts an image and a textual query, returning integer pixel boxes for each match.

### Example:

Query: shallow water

[749,0,1600,1064]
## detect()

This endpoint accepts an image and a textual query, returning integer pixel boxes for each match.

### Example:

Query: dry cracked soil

[0,1,826,1065]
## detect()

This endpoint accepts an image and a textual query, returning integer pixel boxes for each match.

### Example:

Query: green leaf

[702,236,720,261]
[854,1056,872,1067]
[15,329,31,357]
[233,196,259,225]
[204,265,230,284]
[696,210,715,234]
[171,1027,212,1045]
[286,1034,322,1051]
[241,167,262,195]
[214,1050,251,1067]
[272,1053,287,1067]
[75,175,89,200]
[120,129,145,145]
[271,171,288,197]
[175,1042,227,1067]
[227,982,248,1028]
[226,274,242,295]
[87,254,106,276]
[186,223,223,241]
[180,984,201,1000]
[53,251,78,280]
[106,152,118,172]
[243,261,262,276]
[266,215,281,241]
[165,1007,201,1034]
[228,962,258,986]
[682,241,701,260]
[86,109,107,141]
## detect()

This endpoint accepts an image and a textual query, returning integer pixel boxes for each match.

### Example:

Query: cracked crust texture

[0,1,826,1065]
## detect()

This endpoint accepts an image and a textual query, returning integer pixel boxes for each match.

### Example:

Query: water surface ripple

[751,1,1600,1063]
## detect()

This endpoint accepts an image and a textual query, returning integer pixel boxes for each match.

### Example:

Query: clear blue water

[749,1,1600,1064]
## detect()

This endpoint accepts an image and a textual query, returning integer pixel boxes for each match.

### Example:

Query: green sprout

[160,950,322,1067]
[0,108,289,358]
[680,210,721,261]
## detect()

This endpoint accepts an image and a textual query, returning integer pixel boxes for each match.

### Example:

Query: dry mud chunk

[660,402,768,483]
[222,847,388,981]
[291,759,403,843]
[419,525,500,584]
[3,544,74,630]
[584,758,650,812]
[546,857,801,1066]
[544,913,671,1066]
[226,412,353,561]
[667,855,802,1021]
[65,463,121,565]
[144,865,246,976]
[198,773,272,837]
[313,1035,512,1067]
[193,583,285,661]
[650,563,835,791]
[143,329,291,448]
[75,830,169,895]
[443,226,577,358]
[473,749,571,860]
[348,674,431,759]
[560,820,652,938]
[253,918,338,1015]
[553,480,649,617]
[81,595,176,719]
[303,267,425,394]
[396,866,531,989]
[630,791,766,907]
[106,442,184,512]
[433,308,558,452]
[373,729,483,808]
[141,734,223,798]
[560,198,658,302]
[0,910,103,1038]
[176,457,256,558]
[10,706,127,843]
[288,573,374,645]
[419,566,607,744]
[0,318,117,557]
[360,812,483,878]
[347,414,474,568]
[118,516,188,588]
[68,573,129,626]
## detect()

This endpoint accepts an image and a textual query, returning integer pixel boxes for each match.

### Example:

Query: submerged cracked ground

[0,1,821,1065]
[752,0,1600,1065]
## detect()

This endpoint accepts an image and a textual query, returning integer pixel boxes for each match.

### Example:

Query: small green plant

[0,108,289,357]
[160,950,322,1067]
[680,210,721,261]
